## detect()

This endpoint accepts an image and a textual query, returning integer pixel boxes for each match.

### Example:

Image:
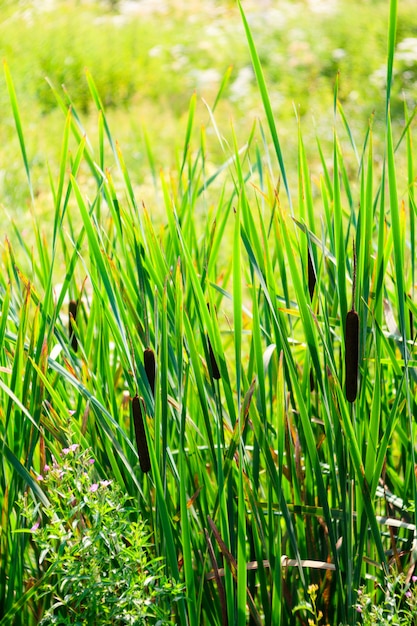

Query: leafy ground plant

[20,445,183,625]
[293,584,329,626]
[356,572,417,625]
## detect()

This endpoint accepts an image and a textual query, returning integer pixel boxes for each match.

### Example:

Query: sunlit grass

[0,0,417,624]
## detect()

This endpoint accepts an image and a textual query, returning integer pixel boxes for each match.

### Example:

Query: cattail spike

[68,300,79,353]
[132,395,151,473]
[307,248,316,301]
[407,294,414,340]
[206,303,221,380]
[207,336,221,380]
[345,309,359,402]
[143,348,156,396]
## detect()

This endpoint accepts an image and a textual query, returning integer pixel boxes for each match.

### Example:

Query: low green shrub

[20,445,183,625]
[356,572,417,625]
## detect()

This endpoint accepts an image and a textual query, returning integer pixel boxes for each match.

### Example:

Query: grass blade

[3,60,34,203]
[238,1,291,208]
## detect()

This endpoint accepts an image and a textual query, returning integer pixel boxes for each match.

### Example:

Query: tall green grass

[1,1,416,624]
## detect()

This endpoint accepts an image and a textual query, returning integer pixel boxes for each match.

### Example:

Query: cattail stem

[351,238,357,311]
[143,348,156,396]
[132,395,151,473]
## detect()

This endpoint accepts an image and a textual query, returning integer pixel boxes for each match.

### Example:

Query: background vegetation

[1,0,417,225]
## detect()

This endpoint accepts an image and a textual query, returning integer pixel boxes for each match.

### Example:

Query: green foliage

[20,445,183,625]
[356,572,417,625]
[293,584,327,626]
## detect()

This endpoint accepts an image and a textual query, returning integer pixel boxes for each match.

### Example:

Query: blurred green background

[0,0,416,220]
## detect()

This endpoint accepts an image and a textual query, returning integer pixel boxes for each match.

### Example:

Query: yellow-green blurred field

[1,0,416,231]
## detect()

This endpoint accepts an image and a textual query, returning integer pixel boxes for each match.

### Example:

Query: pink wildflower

[89,483,99,493]
[62,444,79,455]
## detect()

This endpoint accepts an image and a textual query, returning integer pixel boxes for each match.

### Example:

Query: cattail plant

[307,247,316,302]
[143,348,156,396]
[407,294,414,340]
[308,247,317,390]
[68,300,79,353]
[207,337,221,380]
[345,242,359,403]
[206,304,221,380]
[132,395,151,473]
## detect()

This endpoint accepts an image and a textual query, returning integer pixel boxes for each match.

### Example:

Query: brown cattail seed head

[132,395,151,473]
[307,249,316,301]
[206,303,221,380]
[68,300,79,353]
[345,309,359,402]
[207,336,221,380]
[407,294,414,340]
[143,348,156,396]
